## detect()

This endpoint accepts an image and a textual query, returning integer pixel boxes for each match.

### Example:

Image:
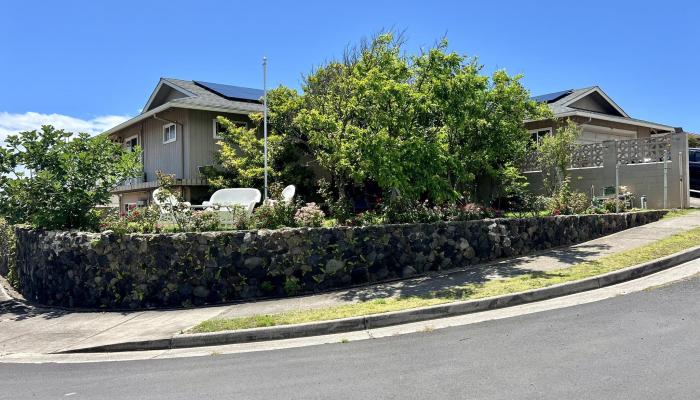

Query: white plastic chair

[152,188,191,222]
[264,184,296,207]
[202,188,261,213]
[281,185,296,203]
[152,188,191,208]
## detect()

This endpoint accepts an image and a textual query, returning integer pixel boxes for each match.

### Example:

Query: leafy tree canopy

[215,31,550,206]
[0,126,141,230]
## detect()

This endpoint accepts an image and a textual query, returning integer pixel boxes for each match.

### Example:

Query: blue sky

[0,0,698,137]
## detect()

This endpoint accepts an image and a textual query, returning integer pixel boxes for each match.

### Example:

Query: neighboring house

[526,86,679,145]
[102,78,264,212]
[525,86,690,209]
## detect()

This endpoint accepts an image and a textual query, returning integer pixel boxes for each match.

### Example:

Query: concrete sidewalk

[2,211,700,355]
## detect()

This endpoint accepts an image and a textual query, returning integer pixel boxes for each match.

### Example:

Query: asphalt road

[3,274,700,400]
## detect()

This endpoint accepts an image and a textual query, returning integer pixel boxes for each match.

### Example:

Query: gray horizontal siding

[187,109,251,180]
[143,108,188,180]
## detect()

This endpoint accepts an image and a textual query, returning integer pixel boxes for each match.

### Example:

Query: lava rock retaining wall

[5,211,665,308]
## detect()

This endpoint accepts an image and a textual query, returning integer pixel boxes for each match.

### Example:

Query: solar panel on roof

[531,89,573,104]
[193,81,264,103]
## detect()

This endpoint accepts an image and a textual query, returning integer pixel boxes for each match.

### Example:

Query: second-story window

[163,123,177,144]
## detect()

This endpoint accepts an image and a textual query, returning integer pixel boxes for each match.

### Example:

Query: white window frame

[529,127,552,147]
[124,134,139,152]
[213,119,247,140]
[162,123,177,144]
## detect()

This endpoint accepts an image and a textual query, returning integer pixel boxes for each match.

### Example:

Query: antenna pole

[263,56,268,201]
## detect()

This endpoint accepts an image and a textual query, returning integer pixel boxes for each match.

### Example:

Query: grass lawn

[190,222,700,334]
[661,208,697,219]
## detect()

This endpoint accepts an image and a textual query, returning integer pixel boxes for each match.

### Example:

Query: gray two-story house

[103,78,264,211]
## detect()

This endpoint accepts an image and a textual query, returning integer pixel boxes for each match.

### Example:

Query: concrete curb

[61,245,700,353]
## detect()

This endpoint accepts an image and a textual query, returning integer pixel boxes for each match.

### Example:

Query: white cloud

[0,111,131,142]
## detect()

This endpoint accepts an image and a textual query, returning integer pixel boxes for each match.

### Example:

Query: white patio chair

[152,188,191,222]
[281,185,296,203]
[265,184,296,206]
[202,188,261,214]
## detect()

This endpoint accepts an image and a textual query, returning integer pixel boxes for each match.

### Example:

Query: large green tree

[0,126,140,230]
[217,32,549,206]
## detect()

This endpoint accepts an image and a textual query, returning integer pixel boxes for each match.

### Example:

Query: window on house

[529,128,552,146]
[213,119,247,140]
[163,123,177,144]
[124,135,138,152]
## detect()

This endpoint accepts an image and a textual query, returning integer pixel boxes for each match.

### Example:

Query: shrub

[382,198,443,224]
[0,125,141,230]
[585,206,607,215]
[189,211,221,232]
[317,178,352,222]
[352,210,386,226]
[603,199,627,213]
[507,192,549,218]
[253,201,297,229]
[100,206,161,234]
[546,178,590,215]
[537,119,581,195]
[294,203,325,227]
[441,202,488,221]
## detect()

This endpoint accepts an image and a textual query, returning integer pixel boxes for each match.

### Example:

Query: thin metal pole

[663,150,668,209]
[263,57,268,201]
[615,163,620,213]
[679,151,684,209]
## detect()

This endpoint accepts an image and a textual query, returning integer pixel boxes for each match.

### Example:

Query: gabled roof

[102,78,264,136]
[142,78,264,113]
[530,86,675,132]
[532,86,629,118]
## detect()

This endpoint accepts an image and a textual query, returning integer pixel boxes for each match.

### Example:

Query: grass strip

[190,224,700,334]
[661,208,696,219]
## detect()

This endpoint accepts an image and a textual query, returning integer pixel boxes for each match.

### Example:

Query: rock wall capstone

[6,211,665,308]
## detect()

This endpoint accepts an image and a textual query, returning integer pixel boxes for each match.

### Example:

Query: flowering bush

[380,198,498,224]
[294,203,325,227]
[188,211,221,232]
[442,203,490,221]
[546,179,590,215]
[100,206,161,234]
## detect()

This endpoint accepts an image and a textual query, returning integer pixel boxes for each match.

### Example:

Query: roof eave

[100,102,263,137]
[526,110,675,132]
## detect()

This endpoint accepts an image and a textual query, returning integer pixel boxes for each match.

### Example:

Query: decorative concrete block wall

[5,210,665,309]
[524,133,690,209]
